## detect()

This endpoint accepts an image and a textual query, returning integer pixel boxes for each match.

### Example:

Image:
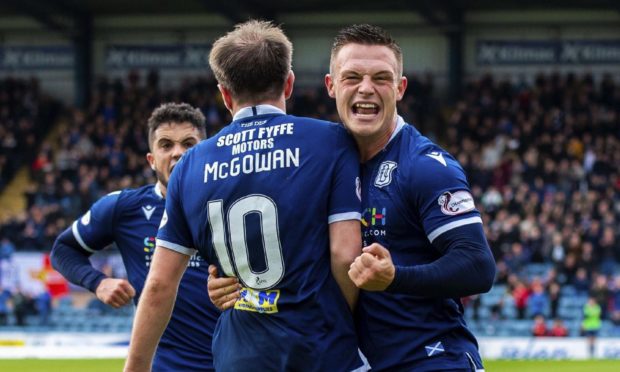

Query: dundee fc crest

[374,161,397,188]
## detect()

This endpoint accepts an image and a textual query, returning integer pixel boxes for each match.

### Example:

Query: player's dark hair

[330,24,403,76]
[208,20,292,104]
[147,102,206,150]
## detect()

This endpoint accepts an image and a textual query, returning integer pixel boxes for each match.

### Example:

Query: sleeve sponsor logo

[438,191,475,215]
[80,210,91,225]
[234,287,280,314]
[374,161,397,188]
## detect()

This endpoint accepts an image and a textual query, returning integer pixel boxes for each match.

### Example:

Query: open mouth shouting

[352,102,380,117]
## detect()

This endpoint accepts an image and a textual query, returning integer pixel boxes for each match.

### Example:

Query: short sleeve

[327,127,362,224]
[71,191,121,253]
[411,149,482,243]
[156,157,198,256]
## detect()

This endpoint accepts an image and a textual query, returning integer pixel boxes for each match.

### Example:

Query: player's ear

[218,84,233,112]
[396,76,407,101]
[325,74,335,98]
[284,71,295,100]
[146,153,155,171]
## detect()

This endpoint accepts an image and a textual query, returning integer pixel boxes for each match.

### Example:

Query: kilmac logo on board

[374,161,397,188]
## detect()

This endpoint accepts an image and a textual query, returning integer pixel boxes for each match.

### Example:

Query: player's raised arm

[124,246,189,372]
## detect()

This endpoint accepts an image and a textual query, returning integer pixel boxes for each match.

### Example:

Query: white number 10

[207,194,284,290]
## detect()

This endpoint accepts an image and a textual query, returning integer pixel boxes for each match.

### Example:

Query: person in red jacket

[532,314,548,337]
[548,318,569,337]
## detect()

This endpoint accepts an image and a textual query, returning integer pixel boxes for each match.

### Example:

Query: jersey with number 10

[157,105,364,371]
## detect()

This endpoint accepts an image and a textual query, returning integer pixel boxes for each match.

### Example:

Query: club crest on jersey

[438,191,475,215]
[374,161,397,188]
[142,205,156,220]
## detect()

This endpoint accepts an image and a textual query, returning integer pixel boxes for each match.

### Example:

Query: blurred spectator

[547,281,561,319]
[34,291,52,326]
[548,318,569,337]
[610,276,620,327]
[527,278,549,318]
[573,267,591,294]
[0,238,15,260]
[589,274,611,319]
[512,278,530,319]
[532,314,548,337]
[0,287,10,325]
[12,289,35,326]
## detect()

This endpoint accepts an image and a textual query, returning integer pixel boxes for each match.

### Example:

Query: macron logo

[426,151,446,167]
[142,205,156,221]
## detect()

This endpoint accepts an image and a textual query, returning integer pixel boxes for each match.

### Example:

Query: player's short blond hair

[209,20,293,104]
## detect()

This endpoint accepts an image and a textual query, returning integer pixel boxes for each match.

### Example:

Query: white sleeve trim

[328,211,362,224]
[156,238,197,256]
[71,221,96,253]
[427,216,482,243]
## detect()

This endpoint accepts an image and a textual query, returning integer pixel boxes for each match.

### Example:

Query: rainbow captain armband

[234,287,281,314]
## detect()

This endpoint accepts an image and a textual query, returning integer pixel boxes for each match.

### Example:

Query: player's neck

[156,181,167,199]
[230,97,287,117]
[357,119,397,163]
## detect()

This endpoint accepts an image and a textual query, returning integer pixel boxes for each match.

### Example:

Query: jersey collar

[387,115,406,146]
[233,105,285,121]
[154,183,164,200]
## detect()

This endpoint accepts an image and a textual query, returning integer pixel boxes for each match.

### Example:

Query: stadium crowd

[0,70,619,336]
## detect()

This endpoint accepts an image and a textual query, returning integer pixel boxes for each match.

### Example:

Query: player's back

[163,105,363,371]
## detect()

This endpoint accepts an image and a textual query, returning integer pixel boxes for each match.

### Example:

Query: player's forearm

[332,260,359,310]
[50,227,106,292]
[124,277,177,371]
[329,220,362,310]
[387,223,495,298]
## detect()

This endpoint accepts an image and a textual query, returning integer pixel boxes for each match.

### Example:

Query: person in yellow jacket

[581,296,602,357]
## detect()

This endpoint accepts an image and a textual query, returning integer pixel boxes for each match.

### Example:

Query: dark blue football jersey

[357,117,484,371]
[157,105,365,371]
[72,184,218,371]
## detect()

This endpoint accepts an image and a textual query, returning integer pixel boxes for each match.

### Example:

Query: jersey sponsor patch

[81,210,91,225]
[234,287,280,314]
[438,191,475,215]
[374,161,397,188]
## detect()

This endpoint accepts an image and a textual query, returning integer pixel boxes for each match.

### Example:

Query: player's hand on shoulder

[207,265,241,311]
[95,278,136,308]
[348,243,395,291]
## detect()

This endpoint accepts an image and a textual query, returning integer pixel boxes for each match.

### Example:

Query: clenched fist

[348,243,395,291]
[95,278,136,308]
